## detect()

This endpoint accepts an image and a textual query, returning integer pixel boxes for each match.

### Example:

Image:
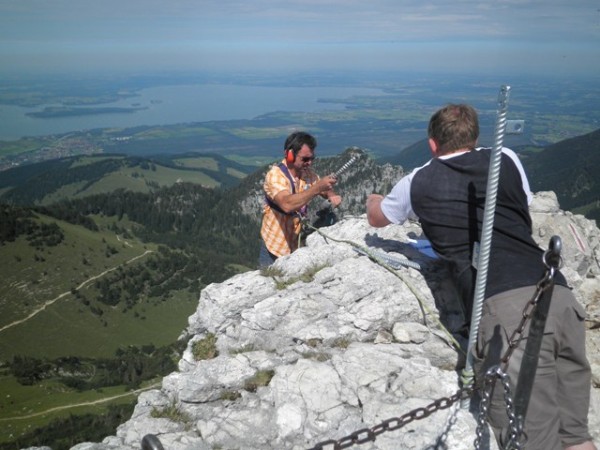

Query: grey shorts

[474,284,592,449]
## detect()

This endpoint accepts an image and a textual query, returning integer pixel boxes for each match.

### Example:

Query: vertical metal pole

[461,85,511,405]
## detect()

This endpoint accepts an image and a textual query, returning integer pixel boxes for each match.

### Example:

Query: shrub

[263,263,328,290]
[243,370,275,392]
[150,402,191,423]
[220,390,242,401]
[192,333,218,361]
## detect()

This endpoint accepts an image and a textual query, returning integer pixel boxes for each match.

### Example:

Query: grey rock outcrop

[71,192,600,450]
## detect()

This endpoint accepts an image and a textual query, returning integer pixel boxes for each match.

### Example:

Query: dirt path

[0,250,153,334]
[0,382,160,421]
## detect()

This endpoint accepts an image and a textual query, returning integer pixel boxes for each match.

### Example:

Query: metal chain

[473,244,561,450]
[498,268,555,371]
[470,273,551,450]
[474,366,524,450]
[307,387,474,450]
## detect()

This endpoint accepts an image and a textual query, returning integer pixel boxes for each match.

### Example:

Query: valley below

[0,72,599,448]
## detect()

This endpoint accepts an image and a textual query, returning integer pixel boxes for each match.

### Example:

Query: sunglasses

[300,156,315,162]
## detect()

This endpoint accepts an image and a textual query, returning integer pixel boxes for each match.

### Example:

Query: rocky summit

[64,191,600,450]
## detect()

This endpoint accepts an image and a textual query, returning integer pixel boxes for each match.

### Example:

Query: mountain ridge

[523,128,600,220]
[1,138,599,447]
[58,191,600,450]
[0,153,256,206]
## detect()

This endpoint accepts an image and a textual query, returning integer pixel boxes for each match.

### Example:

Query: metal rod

[333,155,358,177]
[462,85,512,405]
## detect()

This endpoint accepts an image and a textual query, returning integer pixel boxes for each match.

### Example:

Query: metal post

[461,85,512,406]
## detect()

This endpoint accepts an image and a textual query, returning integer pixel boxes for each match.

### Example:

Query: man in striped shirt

[259,131,341,267]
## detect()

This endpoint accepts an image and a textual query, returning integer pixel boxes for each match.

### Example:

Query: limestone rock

[71,192,600,450]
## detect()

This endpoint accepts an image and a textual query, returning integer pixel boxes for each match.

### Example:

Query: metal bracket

[506,120,525,135]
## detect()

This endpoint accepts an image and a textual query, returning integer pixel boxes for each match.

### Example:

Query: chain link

[473,261,557,450]
[307,387,473,450]
[471,278,551,450]
[474,366,525,450]
[499,272,554,370]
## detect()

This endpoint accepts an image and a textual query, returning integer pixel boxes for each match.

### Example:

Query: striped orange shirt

[261,160,311,257]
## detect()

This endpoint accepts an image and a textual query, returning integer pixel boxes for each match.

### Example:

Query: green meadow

[0,372,158,443]
[0,209,200,445]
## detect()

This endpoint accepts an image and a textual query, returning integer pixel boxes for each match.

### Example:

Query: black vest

[410,149,566,311]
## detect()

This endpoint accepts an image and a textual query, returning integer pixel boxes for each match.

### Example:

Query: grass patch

[0,213,151,329]
[301,351,331,362]
[260,266,284,278]
[150,401,191,423]
[261,264,328,290]
[0,372,150,444]
[306,338,322,348]
[297,264,327,283]
[243,370,275,393]
[172,156,219,171]
[219,390,242,401]
[0,212,196,361]
[0,137,47,158]
[191,333,218,361]
[81,165,219,196]
[331,337,351,349]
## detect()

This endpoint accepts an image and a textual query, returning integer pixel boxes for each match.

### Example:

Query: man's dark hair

[428,104,479,155]
[284,131,317,155]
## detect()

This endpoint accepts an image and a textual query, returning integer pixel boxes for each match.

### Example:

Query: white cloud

[0,0,598,75]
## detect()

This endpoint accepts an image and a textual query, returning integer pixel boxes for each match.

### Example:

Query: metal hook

[543,236,562,270]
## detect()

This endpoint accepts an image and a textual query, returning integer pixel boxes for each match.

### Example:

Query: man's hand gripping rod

[318,155,358,210]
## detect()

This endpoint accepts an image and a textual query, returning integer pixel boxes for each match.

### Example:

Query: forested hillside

[522,128,600,221]
[3,135,596,447]
[43,183,259,263]
[377,137,430,169]
[378,128,600,223]
[0,180,260,448]
[1,182,260,321]
[0,153,255,206]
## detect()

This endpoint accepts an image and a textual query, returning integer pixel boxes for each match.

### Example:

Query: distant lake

[0,84,385,141]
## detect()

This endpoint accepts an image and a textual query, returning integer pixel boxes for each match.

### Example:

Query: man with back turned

[366,104,595,449]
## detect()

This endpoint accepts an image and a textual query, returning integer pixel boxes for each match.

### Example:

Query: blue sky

[1,0,599,77]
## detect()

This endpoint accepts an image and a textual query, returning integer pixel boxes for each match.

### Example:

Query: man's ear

[428,138,439,157]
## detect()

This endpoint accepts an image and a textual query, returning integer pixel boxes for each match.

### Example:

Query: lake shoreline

[26,106,149,119]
